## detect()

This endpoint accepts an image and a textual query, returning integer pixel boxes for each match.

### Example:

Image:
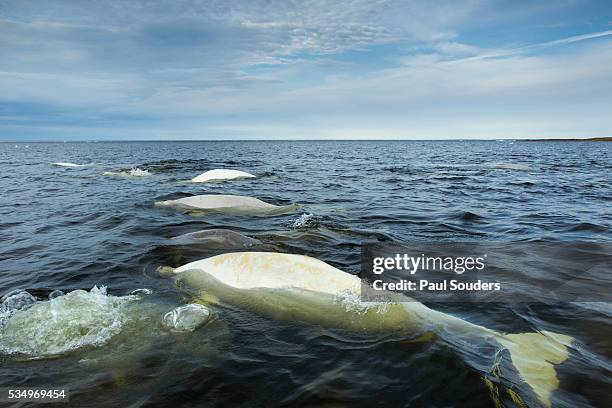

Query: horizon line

[1,136,611,143]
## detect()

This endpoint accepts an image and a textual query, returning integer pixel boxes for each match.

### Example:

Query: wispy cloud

[458,29,612,62]
[542,29,612,46]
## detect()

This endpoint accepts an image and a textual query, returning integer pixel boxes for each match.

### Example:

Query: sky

[1,0,611,140]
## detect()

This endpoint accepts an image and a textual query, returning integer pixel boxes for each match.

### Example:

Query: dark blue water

[0,141,610,407]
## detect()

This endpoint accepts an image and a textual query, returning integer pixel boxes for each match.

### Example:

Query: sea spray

[129,168,151,177]
[0,290,37,326]
[103,168,151,177]
[289,213,319,229]
[0,286,141,357]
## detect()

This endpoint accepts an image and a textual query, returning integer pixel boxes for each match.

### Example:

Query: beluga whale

[192,169,255,183]
[52,162,89,168]
[155,194,298,216]
[171,229,261,249]
[171,252,574,408]
[491,163,534,171]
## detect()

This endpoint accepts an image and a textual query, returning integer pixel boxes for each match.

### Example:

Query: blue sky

[1,0,611,140]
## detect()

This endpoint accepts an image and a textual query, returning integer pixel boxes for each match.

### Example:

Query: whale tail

[498,330,573,407]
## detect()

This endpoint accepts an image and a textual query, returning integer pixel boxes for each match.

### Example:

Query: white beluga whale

[172,252,574,408]
[52,162,88,168]
[192,169,255,183]
[171,229,261,248]
[155,195,298,216]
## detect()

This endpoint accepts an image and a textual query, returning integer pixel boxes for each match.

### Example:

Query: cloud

[0,1,476,106]
[0,0,611,139]
[457,29,612,62]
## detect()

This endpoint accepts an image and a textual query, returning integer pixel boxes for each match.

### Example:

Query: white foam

[103,168,151,177]
[0,290,37,326]
[129,168,151,177]
[289,213,318,229]
[0,286,140,358]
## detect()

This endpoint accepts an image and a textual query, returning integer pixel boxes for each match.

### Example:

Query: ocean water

[0,140,610,407]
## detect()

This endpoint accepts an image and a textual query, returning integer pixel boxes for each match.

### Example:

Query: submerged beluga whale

[171,252,574,408]
[171,229,261,248]
[191,169,255,183]
[155,195,298,216]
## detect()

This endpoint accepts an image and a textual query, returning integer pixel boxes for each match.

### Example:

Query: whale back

[159,195,277,210]
[174,252,361,296]
[53,162,85,168]
[192,169,255,183]
[172,229,261,248]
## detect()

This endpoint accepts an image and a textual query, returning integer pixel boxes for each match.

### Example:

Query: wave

[566,222,609,233]
[458,211,484,221]
[572,301,612,317]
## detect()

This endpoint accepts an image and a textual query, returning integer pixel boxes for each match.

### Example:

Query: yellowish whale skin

[174,252,573,408]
